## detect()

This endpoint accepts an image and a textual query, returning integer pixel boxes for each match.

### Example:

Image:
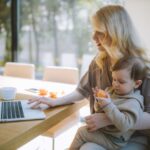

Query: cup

[0,87,17,101]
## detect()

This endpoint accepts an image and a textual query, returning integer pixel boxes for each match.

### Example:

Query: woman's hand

[28,96,56,109]
[85,113,112,132]
[28,90,84,109]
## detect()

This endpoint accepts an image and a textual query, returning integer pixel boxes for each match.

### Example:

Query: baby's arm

[102,100,142,132]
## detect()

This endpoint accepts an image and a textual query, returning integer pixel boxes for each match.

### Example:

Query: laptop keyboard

[1,101,25,120]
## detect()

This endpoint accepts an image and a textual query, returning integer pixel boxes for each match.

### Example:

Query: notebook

[0,100,46,122]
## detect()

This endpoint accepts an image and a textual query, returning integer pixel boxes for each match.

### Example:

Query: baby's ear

[135,80,142,88]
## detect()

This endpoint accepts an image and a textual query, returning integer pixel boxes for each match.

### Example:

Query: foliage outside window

[0,0,124,74]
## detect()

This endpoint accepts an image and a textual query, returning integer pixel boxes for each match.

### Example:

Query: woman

[28,5,150,150]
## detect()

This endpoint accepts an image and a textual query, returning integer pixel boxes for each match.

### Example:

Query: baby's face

[112,69,136,95]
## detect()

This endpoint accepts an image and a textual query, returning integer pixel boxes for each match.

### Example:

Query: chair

[3,62,35,79]
[43,66,79,84]
[42,66,80,150]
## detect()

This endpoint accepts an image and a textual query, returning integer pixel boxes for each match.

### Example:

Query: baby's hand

[93,88,111,108]
[95,95,111,108]
[92,87,111,108]
[92,87,107,98]
[96,89,108,98]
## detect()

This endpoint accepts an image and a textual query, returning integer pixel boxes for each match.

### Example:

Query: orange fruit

[49,92,57,99]
[96,89,107,98]
[39,89,48,96]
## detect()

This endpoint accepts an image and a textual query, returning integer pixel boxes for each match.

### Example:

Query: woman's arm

[85,111,150,132]
[53,90,85,106]
[28,89,85,108]
[134,112,150,129]
[85,113,112,132]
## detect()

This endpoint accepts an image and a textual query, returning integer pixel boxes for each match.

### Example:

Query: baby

[69,56,148,150]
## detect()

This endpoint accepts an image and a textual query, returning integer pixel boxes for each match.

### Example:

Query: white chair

[4,62,35,79]
[43,66,79,84]
[60,53,77,67]
[80,54,94,77]
[42,66,79,150]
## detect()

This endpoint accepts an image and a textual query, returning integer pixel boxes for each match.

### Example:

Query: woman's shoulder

[88,57,99,73]
[89,56,99,67]
[89,56,108,70]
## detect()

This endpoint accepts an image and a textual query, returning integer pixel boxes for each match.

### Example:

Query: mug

[0,87,17,101]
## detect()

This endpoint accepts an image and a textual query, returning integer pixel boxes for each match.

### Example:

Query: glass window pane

[17,0,124,78]
[0,0,11,69]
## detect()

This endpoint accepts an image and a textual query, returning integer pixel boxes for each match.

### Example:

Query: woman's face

[93,31,106,51]
[92,26,111,52]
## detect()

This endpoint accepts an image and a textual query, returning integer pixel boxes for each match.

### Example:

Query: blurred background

[0,0,149,79]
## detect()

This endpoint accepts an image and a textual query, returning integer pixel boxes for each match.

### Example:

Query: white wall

[125,0,150,55]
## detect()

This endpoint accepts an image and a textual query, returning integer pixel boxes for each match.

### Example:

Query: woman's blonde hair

[91,5,149,70]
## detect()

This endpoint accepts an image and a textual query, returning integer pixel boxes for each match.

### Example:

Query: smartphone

[25,88,39,93]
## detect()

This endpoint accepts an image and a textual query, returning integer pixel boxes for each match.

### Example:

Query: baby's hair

[112,56,147,81]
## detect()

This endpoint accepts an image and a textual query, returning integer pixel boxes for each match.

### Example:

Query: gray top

[94,87,144,142]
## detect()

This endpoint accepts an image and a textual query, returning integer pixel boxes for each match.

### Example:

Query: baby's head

[112,56,147,95]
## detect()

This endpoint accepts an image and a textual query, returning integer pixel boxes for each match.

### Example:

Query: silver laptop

[0,100,46,122]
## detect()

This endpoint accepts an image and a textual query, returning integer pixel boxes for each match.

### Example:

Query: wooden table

[0,76,87,150]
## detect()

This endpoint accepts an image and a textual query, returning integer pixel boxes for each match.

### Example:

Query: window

[0,0,11,66]
[0,0,124,77]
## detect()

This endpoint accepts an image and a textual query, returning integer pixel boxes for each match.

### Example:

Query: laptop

[0,100,46,122]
